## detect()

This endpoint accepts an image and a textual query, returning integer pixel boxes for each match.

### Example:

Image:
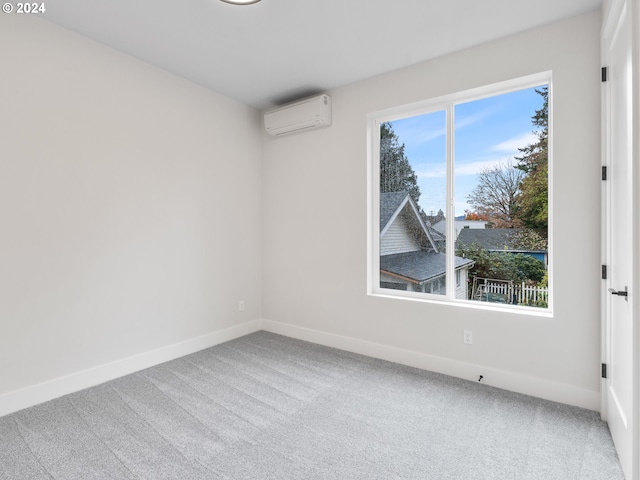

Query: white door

[602,1,637,478]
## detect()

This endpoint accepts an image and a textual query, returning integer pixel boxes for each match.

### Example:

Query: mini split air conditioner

[264,94,332,136]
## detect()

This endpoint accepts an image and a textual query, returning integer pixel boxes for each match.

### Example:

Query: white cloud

[491,132,538,153]
[394,120,446,146]
[406,126,446,145]
[455,109,492,130]
[417,157,514,179]
[455,159,504,176]
[392,106,494,148]
[416,166,447,179]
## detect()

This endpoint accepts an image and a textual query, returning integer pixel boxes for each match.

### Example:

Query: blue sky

[390,85,546,217]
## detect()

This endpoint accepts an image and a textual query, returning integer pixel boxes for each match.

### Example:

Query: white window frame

[367,72,553,315]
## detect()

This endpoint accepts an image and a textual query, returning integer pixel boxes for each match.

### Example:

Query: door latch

[608,286,628,301]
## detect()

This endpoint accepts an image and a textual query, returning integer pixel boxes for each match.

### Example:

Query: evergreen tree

[515,86,548,229]
[379,122,421,205]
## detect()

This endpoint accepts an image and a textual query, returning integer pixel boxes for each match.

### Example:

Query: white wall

[0,10,603,416]
[262,12,602,409]
[0,15,262,412]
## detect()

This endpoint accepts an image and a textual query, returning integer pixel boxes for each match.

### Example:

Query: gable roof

[380,192,438,253]
[456,228,546,253]
[379,192,475,283]
[380,192,410,233]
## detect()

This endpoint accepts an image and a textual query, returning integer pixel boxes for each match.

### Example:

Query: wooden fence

[481,281,549,306]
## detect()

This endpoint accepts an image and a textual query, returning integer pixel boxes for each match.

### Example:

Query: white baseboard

[0,319,263,418]
[2,318,600,417]
[263,319,600,411]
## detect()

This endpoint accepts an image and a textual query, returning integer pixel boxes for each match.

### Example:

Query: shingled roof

[381,251,474,284]
[379,191,474,284]
[456,228,546,253]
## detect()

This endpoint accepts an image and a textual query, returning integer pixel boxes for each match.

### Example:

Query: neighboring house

[380,192,474,298]
[432,218,489,239]
[456,228,548,267]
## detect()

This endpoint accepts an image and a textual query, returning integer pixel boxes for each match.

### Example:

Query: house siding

[455,268,469,300]
[381,268,469,300]
[433,219,488,239]
[381,215,421,256]
[380,272,410,290]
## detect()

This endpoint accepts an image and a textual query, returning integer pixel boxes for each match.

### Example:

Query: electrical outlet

[239,300,245,311]
[463,330,472,344]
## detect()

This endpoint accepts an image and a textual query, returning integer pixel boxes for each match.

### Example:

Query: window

[368,73,551,311]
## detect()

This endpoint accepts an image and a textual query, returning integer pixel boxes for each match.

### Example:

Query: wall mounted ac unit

[264,94,332,136]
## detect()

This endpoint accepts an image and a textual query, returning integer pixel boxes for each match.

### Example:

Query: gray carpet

[0,331,624,479]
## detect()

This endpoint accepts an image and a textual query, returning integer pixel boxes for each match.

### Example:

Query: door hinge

[602,166,607,180]
[602,265,607,279]
[602,67,608,82]
[602,363,608,379]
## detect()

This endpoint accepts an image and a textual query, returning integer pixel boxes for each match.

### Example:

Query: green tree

[457,243,507,281]
[456,243,545,285]
[515,86,548,229]
[512,254,546,283]
[380,122,421,205]
[511,229,548,251]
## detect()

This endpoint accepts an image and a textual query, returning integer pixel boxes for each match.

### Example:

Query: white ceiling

[42,0,602,110]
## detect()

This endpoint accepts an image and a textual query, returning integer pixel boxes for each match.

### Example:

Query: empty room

[0,0,637,479]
